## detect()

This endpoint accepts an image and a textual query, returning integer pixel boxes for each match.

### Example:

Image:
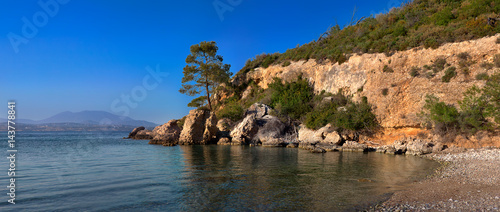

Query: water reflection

[177,146,438,211]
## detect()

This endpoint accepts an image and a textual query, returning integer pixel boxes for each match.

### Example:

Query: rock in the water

[134,130,153,140]
[254,115,287,146]
[128,126,145,138]
[310,147,326,153]
[217,137,232,145]
[376,145,397,154]
[179,109,219,145]
[299,124,343,144]
[342,141,370,152]
[149,119,181,146]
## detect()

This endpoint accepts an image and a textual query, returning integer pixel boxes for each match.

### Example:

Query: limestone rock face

[179,109,219,145]
[298,124,343,145]
[203,113,219,144]
[232,35,500,129]
[128,126,145,138]
[149,120,181,146]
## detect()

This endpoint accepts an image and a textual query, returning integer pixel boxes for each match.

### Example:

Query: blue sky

[1,0,399,124]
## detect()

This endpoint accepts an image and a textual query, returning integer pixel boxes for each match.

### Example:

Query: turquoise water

[0,131,439,211]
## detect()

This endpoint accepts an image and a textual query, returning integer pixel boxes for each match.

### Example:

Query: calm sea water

[0,131,439,211]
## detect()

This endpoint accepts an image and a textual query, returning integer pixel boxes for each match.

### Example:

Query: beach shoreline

[370,148,500,211]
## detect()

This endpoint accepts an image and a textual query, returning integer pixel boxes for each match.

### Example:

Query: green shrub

[494,54,500,68]
[423,65,431,70]
[457,52,470,61]
[177,116,187,129]
[458,85,489,133]
[442,67,457,82]
[432,7,454,26]
[305,95,377,133]
[410,66,420,77]
[421,95,460,134]
[496,37,500,44]
[216,101,244,122]
[383,65,394,73]
[268,76,314,120]
[482,72,500,124]
[232,0,500,75]
[480,62,494,70]
[433,57,447,72]
[475,72,489,80]
[382,88,389,96]
[426,71,435,79]
[282,61,291,67]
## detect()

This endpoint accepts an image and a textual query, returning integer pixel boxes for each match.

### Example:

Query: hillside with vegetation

[206,0,500,147]
[237,0,500,76]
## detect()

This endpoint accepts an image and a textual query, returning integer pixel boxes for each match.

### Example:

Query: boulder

[310,147,326,153]
[149,120,181,145]
[298,124,343,145]
[217,137,232,145]
[342,141,370,152]
[179,109,219,145]
[376,145,397,154]
[230,103,289,146]
[254,116,287,146]
[406,139,435,155]
[245,103,271,119]
[216,118,233,141]
[393,139,408,154]
[134,130,153,140]
[230,115,259,145]
[128,126,145,138]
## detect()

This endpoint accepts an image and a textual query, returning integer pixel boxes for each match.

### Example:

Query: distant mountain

[1,111,158,127]
[38,111,158,127]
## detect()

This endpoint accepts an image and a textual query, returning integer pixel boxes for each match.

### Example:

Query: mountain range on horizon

[0,110,158,127]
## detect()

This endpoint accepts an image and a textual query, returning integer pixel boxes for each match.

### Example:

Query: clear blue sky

[1,0,399,124]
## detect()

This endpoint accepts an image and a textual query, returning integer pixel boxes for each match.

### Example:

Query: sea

[0,131,439,211]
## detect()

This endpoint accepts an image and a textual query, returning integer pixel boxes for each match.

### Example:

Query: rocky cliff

[233,34,500,146]
[236,35,500,128]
